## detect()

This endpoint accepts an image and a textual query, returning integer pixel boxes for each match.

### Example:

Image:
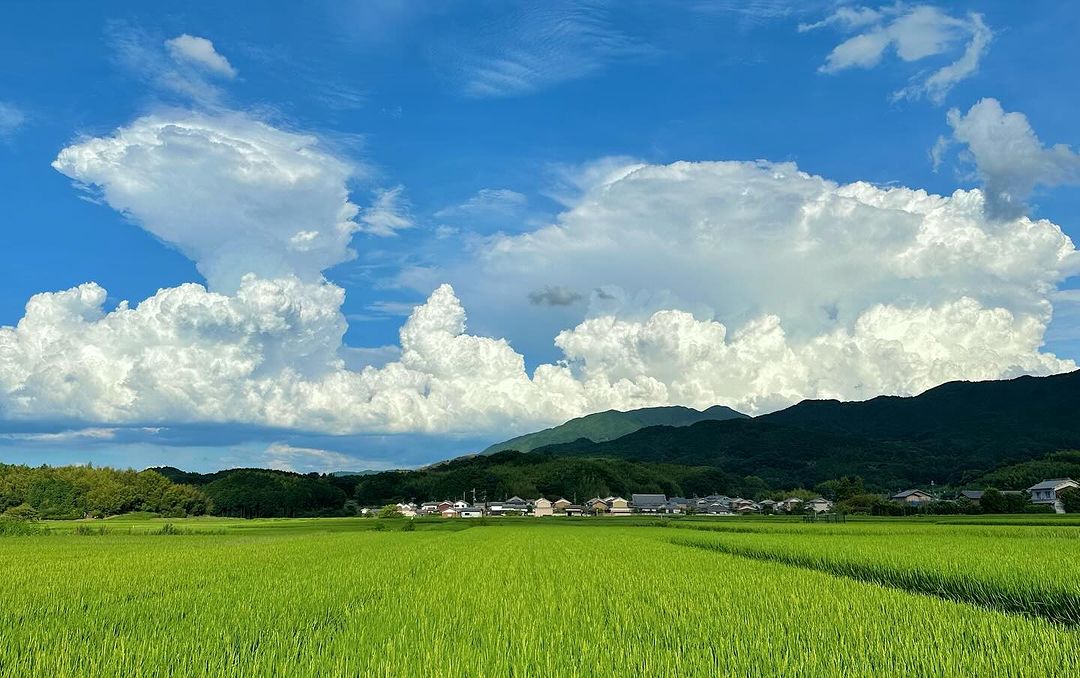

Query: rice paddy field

[2,516,1079,676]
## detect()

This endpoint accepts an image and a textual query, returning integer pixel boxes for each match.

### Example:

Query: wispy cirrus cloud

[0,102,25,139]
[108,22,239,105]
[360,185,414,237]
[435,188,527,219]
[445,1,654,98]
[801,4,991,104]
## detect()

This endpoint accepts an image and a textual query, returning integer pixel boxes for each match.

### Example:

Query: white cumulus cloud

[944,98,1080,219]
[52,113,363,292]
[4,113,1078,442]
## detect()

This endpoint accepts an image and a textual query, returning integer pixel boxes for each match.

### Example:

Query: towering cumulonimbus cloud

[52,113,364,293]
[1,114,1076,438]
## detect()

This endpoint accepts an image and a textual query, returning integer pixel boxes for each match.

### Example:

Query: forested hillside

[532,371,1080,490]
[0,464,208,519]
[353,451,741,505]
[481,405,747,455]
[152,467,353,518]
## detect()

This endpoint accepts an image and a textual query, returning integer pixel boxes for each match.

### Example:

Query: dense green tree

[0,464,209,519]
[1059,487,1080,513]
[814,476,866,502]
[1,503,39,521]
[378,504,402,519]
[980,489,1007,513]
[203,469,346,518]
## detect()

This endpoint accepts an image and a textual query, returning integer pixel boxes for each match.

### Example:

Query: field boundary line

[672,537,1080,627]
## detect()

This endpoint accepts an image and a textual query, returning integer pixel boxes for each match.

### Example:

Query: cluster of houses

[890,478,1079,514]
[374,477,1080,518]
[383,493,836,519]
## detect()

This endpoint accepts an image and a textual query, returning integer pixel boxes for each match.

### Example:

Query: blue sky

[2,1,1079,472]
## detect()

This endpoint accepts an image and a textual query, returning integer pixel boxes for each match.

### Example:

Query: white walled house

[533,498,553,517]
[1028,479,1080,513]
[805,497,833,513]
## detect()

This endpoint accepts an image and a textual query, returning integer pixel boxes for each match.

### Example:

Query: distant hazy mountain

[481,405,749,455]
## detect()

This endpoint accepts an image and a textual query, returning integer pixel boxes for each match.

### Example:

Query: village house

[419,502,440,515]
[665,497,689,514]
[440,507,458,518]
[959,490,984,505]
[1028,479,1080,513]
[452,500,470,510]
[890,489,935,506]
[436,501,453,513]
[608,497,632,515]
[730,498,756,512]
[587,497,609,515]
[553,498,573,514]
[502,496,528,512]
[632,494,667,513]
[697,502,730,515]
[805,497,833,513]
[458,506,484,518]
[694,495,733,515]
[564,504,585,517]
[777,497,803,513]
[533,498,553,517]
[395,503,418,517]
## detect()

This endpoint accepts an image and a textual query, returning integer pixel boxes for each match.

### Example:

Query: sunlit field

[2,517,1080,676]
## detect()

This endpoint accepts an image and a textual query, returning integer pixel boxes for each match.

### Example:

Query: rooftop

[1028,478,1078,490]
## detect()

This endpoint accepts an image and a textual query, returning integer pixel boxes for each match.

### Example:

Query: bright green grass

[673,522,1080,624]
[2,520,1079,676]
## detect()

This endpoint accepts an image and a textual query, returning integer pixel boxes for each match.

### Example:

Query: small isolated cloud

[0,102,25,138]
[0,427,119,443]
[435,188,527,219]
[165,34,238,79]
[360,185,414,236]
[0,426,162,443]
[802,4,991,103]
[262,443,363,473]
[945,98,1080,219]
[109,23,237,104]
[528,285,583,307]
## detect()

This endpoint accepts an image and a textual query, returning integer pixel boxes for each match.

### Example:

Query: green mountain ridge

[530,370,1080,490]
[481,404,748,455]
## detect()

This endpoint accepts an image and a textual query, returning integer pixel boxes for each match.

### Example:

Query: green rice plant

[673,525,1080,625]
[0,518,47,536]
[72,524,108,536]
[0,522,1078,676]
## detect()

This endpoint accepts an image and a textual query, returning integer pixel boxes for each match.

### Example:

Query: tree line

[0,463,208,519]
[5,448,1077,521]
